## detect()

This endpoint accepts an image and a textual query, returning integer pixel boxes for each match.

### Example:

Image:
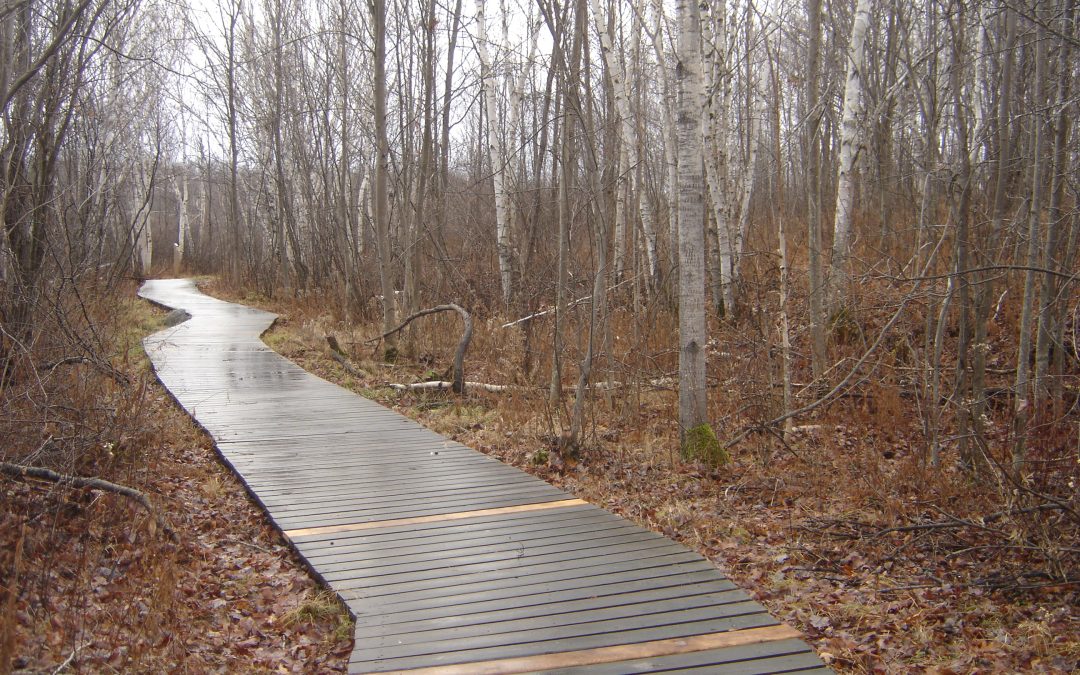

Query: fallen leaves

[1,381,351,673]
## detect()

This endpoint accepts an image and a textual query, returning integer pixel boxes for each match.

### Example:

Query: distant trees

[1,0,181,382]
[10,0,1075,480]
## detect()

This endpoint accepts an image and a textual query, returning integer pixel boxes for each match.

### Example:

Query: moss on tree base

[681,423,730,467]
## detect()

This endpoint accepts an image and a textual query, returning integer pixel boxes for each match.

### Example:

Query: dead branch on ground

[325,335,367,378]
[367,304,473,393]
[1,462,174,539]
[388,381,510,393]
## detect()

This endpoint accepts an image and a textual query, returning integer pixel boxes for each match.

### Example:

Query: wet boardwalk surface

[139,279,829,674]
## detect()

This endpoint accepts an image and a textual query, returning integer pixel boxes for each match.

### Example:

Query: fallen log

[388,381,510,393]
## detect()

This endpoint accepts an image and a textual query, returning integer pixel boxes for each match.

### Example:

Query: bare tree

[675,0,715,459]
[1034,0,1075,406]
[372,0,396,357]
[804,0,827,383]
[829,0,871,307]
[1012,0,1051,469]
[475,0,514,308]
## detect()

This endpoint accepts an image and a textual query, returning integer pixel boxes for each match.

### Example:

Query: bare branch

[0,462,173,539]
[368,304,473,394]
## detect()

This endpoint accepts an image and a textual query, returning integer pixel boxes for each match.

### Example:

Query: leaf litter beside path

[2,362,352,672]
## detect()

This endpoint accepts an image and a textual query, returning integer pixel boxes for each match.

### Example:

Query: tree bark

[805,0,827,382]
[1012,0,1050,470]
[173,176,188,275]
[475,0,514,308]
[1034,0,1074,405]
[829,0,871,307]
[372,0,397,357]
[676,0,709,452]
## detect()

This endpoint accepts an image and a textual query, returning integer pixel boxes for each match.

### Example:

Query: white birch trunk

[829,0,871,306]
[702,4,736,315]
[590,0,658,285]
[357,172,370,257]
[770,48,792,434]
[647,0,679,280]
[134,159,154,276]
[676,0,708,449]
[614,140,628,280]
[734,103,760,272]
[475,0,513,307]
[173,176,189,275]
[504,4,539,175]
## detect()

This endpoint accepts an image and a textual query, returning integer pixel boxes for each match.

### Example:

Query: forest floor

[1,290,351,673]
[224,278,1078,674]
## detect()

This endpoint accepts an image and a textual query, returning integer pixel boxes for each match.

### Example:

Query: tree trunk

[173,176,188,275]
[829,0,871,307]
[770,40,792,436]
[805,0,827,382]
[1034,0,1074,405]
[372,0,397,358]
[675,0,711,457]
[1012,0,1049,469]
[475,0,514,308]
[590,0,658,287]
[270,0,291,296]
[225,0,242,286]
[946,0,976,472]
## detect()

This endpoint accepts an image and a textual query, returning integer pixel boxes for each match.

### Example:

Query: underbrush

[0,280,350,672]
[232,273,1079,673]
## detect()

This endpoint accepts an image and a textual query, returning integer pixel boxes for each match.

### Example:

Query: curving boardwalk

[139,279,829,674]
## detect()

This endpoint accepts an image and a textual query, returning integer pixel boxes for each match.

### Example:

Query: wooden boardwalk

[139,279,829,674]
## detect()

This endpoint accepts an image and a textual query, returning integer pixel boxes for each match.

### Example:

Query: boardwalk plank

[348,612,778,672]
[537,640,826,674]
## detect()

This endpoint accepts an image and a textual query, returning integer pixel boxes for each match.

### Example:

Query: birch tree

[474,0,514,307]
[829,0,870,307]
[702,1,735,316]
[675,0,722,463]
[590,0,659,286]
[804,0,827,382]
[173,175,189,274]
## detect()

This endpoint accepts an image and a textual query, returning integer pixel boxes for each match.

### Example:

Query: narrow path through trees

[138,278,829,674]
